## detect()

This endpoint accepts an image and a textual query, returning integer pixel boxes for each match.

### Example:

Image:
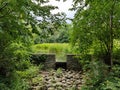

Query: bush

[78,54,92,71]
[56,68,63,76]
[0,41,32,90]
[81,60,109,90]
[16,66,39,79]
[98,65,120,90]
[15,60,31,71]
[0,72,29,90]
[81,61,120,90]
[1,42,31,71]
[0,83,10,90]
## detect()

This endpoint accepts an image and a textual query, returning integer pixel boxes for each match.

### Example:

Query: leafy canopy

[72,0,120,53]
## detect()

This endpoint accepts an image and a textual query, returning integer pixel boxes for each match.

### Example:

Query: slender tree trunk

[105,1,115,68]
[107,1,115,67]
[109,13,113,67]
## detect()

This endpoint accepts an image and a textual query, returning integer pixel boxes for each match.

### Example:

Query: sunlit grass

[32,43,74,62]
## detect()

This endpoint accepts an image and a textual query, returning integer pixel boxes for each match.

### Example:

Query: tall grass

[32,43,74,62]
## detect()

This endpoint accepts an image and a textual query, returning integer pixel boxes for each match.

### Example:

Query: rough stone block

[31,53,56,69]
[67,54,81,70]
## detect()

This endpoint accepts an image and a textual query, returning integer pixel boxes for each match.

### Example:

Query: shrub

[81,60,109,90]
[0,72,29,90]
[16,66,39,79]
[1,42,31,71]
[56,68,63,76]
[98,65,120,90]
[15,60,31,71]
[81,61,120,90]
[0,41,32,90]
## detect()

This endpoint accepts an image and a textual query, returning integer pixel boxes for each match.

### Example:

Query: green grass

[31,40,120,62]
[32,43,74,62]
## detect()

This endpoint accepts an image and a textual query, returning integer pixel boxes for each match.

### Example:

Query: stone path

[30,69,84,90]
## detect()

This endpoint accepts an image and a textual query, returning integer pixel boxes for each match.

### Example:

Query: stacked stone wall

[31,54,82,70]
[67,54,81,70]
[31,53,56,69]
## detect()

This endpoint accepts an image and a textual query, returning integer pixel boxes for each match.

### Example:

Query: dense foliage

[72,0,120,66]
[71,0,120,89]
[34,24,72,43]
[1,0,120,89]
[0,0,66,89]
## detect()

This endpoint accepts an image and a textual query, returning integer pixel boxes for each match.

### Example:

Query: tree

[34,24,72,43]
[0,0,66,89]
[0,0,66,70]
[33,12,67,43]
[71,0,120,67]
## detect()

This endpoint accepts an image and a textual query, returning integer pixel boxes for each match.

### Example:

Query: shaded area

[55,62,67,70]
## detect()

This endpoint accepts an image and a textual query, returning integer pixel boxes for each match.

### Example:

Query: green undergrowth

[17,66,39,79]
[0,60,43,90]
[75,40,120,90]
[15,64,44,90]
[81,61,120,90]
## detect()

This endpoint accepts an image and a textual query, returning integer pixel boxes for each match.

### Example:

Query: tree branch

[0,2,8,11]
[0,9,13,18]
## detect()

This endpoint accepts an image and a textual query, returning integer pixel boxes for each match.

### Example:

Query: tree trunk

[106,2,115,67]
[109,14,113,67]
[104,2,115,68]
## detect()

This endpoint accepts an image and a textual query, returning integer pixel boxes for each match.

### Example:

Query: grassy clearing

[32,43,74,62]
